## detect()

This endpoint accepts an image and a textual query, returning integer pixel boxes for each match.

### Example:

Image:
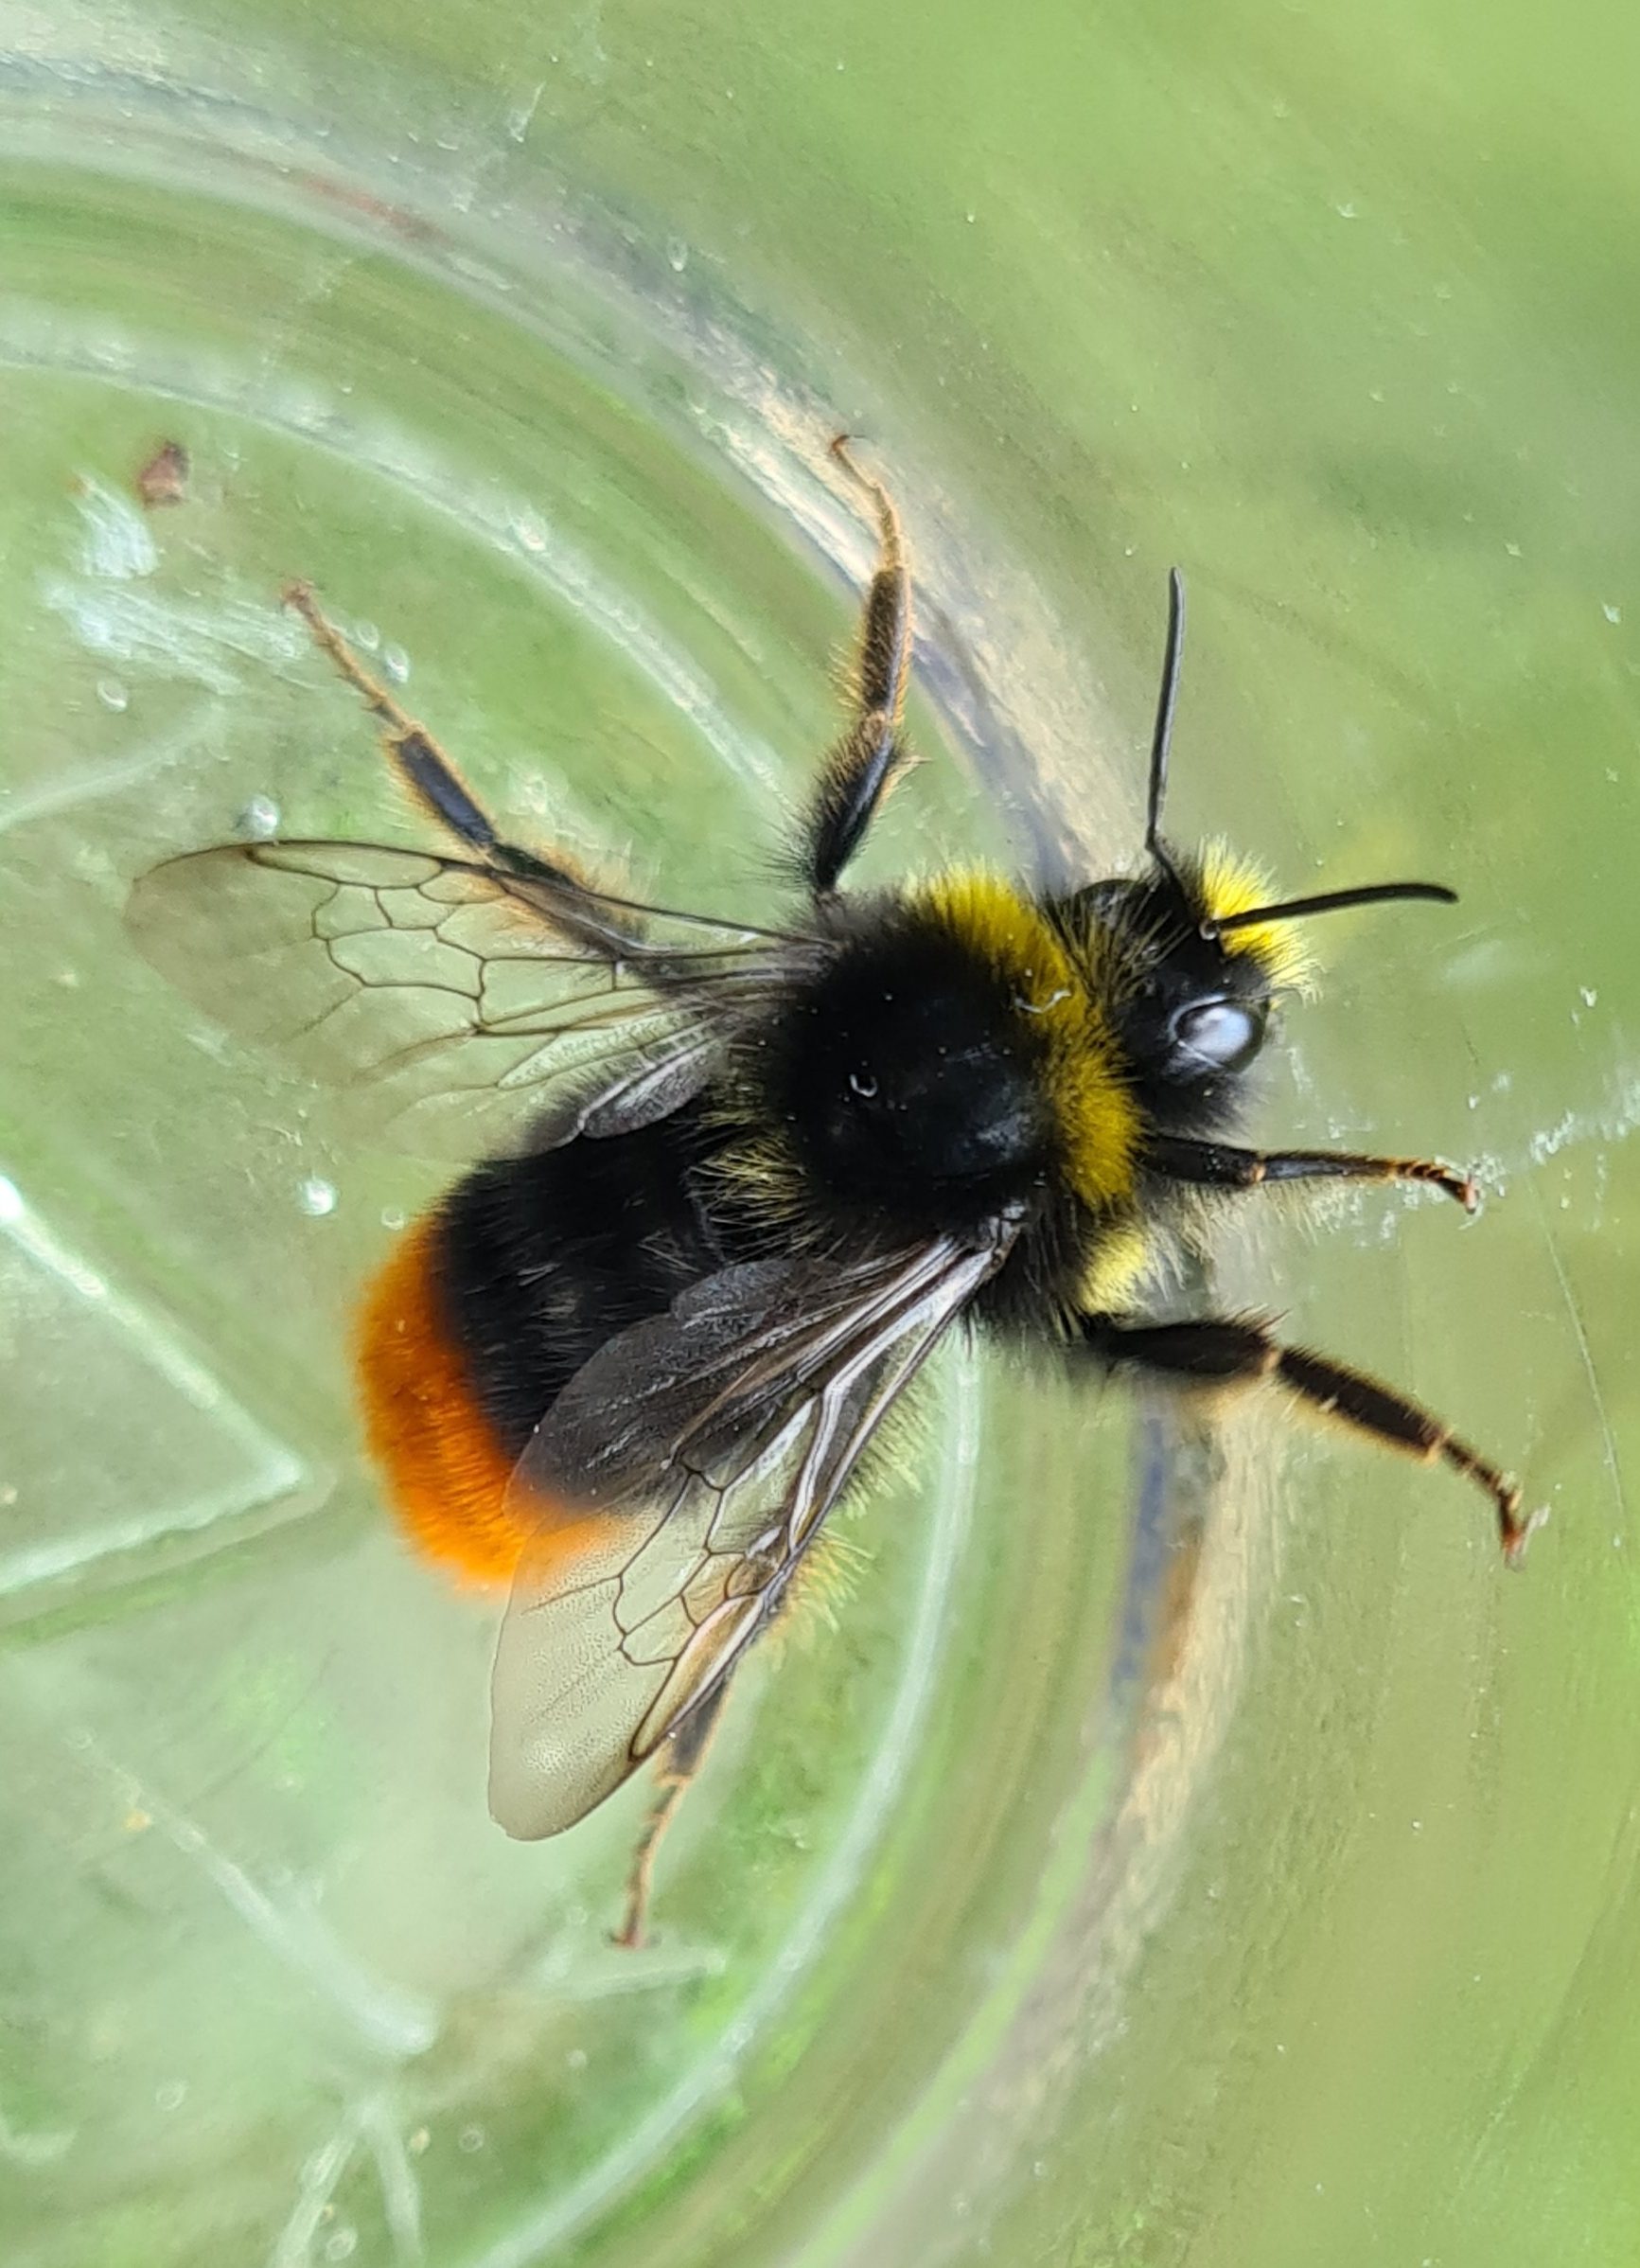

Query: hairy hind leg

[802,437,917,896]
[612,1677,732,1949]
[284,581,617,919]
[283,581,510,854]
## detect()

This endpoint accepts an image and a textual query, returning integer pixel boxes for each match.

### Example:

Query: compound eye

[1172,997,1266,1073]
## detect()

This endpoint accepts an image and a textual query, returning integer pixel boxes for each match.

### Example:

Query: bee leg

[283,581,615,917]
[282,580,515,856]
[802,436,916,897]
[611,1679,732,1950]
[1078,1313,1541,1563]
[1146,1133,1478,1214]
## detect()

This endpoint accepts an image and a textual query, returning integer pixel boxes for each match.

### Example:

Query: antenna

[1145,569,1187,883]
[1204,879,1458,938]
[1139,575,1458,939]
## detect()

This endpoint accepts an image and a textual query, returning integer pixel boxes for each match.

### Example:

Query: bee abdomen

[354,1215,541,1586]
[358,1106,735,1581]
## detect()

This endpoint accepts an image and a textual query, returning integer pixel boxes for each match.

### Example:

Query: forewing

[488,1230,1014,1839]
[127,840,790,1154]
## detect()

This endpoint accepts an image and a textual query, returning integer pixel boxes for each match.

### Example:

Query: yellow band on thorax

[910,869,1139,1211]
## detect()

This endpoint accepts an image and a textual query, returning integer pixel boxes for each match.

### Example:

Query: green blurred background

[1,0,1636,2262]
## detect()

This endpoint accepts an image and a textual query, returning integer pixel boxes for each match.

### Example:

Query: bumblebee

[129,439,1537,1945]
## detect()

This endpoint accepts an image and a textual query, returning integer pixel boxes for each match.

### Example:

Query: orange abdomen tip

[354,1216,540,1587]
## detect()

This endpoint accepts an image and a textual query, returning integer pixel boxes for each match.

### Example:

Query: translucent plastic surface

[1,4,1634,2264]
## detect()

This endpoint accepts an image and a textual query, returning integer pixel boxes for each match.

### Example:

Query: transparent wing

[127,839,798,1154]
[488,1225,1016,1838]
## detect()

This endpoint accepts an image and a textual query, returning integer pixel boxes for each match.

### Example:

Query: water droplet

[458,2125,486,2153]
[566,2046,589,2071]
[238,795,280,840]
[666,237,689,273]
[299,1177,337,1218]
[848,1070,878,1098]
[382,643,410,684]
[324,2231,359,2262]
[1580,985,1598,1007]
[154,2080,187,2111]
[353,619,380,652]
[1335,200,1358,220]
[1603,602,1622,625]
[380,1205,406,1231]
[97,678,129,712]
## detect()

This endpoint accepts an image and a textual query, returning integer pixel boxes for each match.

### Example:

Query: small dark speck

[135,438,190,507]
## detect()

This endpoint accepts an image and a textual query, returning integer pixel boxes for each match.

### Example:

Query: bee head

[1063,859,1280,1125]
[1077,571,1458,1124]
